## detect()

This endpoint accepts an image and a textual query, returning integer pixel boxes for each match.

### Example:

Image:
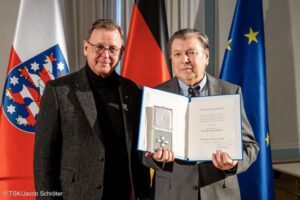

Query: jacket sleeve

[142,154,165,170]
[34,81,63,199]
[236,86,260,174]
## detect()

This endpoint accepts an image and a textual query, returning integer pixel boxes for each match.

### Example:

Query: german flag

[121,0,171,87]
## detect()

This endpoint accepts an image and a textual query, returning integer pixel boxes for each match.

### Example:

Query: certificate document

[138,87,242,161]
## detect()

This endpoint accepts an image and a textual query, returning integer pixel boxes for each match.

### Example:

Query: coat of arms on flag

[2,44,68,133]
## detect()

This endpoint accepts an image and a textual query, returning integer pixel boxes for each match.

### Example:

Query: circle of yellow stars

[224,26,271,148]
[226,26,259,51]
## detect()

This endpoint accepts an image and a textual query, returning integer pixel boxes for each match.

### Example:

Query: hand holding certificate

[138,87,243,161]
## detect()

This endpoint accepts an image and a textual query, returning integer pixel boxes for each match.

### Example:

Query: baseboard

[272,148,300,163]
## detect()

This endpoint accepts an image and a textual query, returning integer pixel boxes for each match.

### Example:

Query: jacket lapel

[158,77,180,93]
[75,67,102,138]
[161,75,222,96]
[207,73,223,96]
[118,77,133,152]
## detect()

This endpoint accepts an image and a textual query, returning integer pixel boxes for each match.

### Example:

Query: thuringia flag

[3,47,68,133]
[0,0,69,199]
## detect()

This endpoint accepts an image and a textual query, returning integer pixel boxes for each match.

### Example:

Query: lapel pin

[122,103,128,111]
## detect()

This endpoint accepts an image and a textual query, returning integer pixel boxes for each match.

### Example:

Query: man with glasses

[34,19,150,200]
[143,29,259,200]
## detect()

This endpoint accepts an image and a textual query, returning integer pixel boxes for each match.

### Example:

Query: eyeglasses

[171,50,199,59]
[86,40,121,56]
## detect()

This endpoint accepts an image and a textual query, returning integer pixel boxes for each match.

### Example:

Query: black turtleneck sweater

[86,66,130,200]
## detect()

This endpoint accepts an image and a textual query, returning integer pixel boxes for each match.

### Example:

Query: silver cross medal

[156,136,169,148]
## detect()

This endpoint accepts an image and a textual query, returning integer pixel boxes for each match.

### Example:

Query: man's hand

[212,150,238,171]
[145,147,175,163]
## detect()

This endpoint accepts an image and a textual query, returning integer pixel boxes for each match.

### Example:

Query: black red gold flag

[121,0,171,87]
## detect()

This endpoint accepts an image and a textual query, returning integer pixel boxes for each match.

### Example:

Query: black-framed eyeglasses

[86,40,121,56]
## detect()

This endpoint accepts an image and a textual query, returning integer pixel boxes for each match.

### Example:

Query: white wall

[217,0,300,155]
[264,0,300,151]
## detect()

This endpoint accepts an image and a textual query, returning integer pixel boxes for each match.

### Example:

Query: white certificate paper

[138,87,242,161]
[187,95,242,161]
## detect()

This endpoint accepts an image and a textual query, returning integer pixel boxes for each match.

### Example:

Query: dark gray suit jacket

[144,74,259,200]
[34,67,150,200]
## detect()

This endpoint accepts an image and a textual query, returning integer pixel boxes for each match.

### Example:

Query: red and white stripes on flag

[0,0,69,199]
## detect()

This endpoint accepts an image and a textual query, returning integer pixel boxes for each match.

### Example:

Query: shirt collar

[178,73,207,96]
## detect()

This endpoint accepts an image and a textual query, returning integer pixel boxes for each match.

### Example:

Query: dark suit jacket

[34,67,150,200]
[143,74,259,200]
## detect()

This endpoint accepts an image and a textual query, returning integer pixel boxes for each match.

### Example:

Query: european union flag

[220,0,275,199]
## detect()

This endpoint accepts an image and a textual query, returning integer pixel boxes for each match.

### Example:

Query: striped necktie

[188,85,200,97]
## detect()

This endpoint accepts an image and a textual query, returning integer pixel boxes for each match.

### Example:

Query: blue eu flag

[220,0,275,199]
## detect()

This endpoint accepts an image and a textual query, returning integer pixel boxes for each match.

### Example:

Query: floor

[274,171,300,199]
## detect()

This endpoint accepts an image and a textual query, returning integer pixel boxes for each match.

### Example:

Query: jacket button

[193,186,198,190]
[99,156,104,161]
[95,184,102,189]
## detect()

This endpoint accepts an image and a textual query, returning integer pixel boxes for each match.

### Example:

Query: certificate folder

[138,86,243,161]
